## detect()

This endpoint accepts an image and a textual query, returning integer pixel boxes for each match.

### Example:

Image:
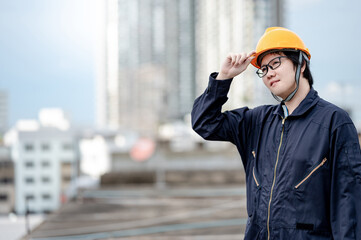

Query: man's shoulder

[315,97,353,127]
[317,98,350,117]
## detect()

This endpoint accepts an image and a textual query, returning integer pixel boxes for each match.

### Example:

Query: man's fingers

[230,53,237,65]
[234,54,242,65]
[225,51,256,73]
[247,50,256,58]
[240,51,256,66]
[237,53,247,65]
[245,55,256,66]
[226,54,233,65]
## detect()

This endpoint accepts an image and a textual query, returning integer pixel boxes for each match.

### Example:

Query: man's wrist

[216,72,232,80]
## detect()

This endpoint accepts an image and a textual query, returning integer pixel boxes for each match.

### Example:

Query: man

[191,27,361,239]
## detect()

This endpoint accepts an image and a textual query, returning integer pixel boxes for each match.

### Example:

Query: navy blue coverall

[191,73,361,239]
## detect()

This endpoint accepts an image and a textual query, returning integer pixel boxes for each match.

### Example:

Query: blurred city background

[0,0,361,239]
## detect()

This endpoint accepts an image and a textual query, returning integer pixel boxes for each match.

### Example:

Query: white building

[80,134,110,179]
[4,109,78,214]
[79,129,137,179]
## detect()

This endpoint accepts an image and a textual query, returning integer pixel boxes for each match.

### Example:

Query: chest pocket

[292,156,331,232]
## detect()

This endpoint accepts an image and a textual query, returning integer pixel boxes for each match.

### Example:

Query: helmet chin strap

[271,51,308,103]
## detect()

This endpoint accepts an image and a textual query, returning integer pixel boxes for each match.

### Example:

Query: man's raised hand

[216,51,256,80]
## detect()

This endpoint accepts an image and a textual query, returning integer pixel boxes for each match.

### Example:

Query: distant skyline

[0,0,360,128]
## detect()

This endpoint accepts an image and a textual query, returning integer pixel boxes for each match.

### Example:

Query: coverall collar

[273,88,319,118]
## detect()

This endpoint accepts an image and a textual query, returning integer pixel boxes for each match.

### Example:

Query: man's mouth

[270,80,280,87]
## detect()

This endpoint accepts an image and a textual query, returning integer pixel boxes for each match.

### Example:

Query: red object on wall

[130,138,156,162]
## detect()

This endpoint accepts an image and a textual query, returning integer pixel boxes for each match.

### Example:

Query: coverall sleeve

[330,122,361,239]
[191,73,252,162]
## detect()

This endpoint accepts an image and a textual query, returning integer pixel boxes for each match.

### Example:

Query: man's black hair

[282,51,313,87]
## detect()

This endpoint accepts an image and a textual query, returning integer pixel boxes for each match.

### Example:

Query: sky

[0,0,97,127]
[0,0,361,128]
[286,0,361,127]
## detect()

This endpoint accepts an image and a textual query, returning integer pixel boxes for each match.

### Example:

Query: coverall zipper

[253,167,259,187]
[252,151,259,187]
[267,117,286,240]
[295,157,327,189]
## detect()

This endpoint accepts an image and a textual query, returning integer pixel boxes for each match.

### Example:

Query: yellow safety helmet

[251,27,311,68]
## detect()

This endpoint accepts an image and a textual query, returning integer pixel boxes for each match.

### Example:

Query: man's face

[260,53,297,100]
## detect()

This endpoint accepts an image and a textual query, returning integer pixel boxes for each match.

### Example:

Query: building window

[0,193,8,201]
[41,143,51,151]
[41,161,51,168]
[42,177,51,183]
[43,209,52,214]
[25,194,35,201]
[61,162,72,170]
[0,161,12,168]
[62,175,71,182]
[0,178,13,184]
[61,160,72,165]
[42,194,52,200]
[25,177,34,184]
[62,143,73,151]
[24,144,34,151]
[25,161,34,168]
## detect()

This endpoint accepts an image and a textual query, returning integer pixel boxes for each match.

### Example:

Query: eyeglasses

[256,56,288,78]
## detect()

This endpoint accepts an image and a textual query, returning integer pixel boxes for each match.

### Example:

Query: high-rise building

[195,0,285,109]
[94,0,119,130]
[95,0,284,135]
[195,0,250,109]
[95,0,196,136]
[250,0,286,106]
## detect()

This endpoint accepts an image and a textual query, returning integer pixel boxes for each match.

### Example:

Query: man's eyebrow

[260,60,271,68]
[260,61,269,68]
[261,56,280,67]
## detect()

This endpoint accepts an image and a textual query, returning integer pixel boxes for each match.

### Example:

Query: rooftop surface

[25,184,247,240]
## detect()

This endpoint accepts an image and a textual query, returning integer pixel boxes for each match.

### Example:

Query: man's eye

[260,67,267,72]
[271,60,280,67]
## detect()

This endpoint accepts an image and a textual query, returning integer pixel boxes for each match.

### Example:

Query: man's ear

[301,60,306,73]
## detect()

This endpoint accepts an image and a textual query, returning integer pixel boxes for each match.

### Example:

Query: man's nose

[266,68,276,79]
